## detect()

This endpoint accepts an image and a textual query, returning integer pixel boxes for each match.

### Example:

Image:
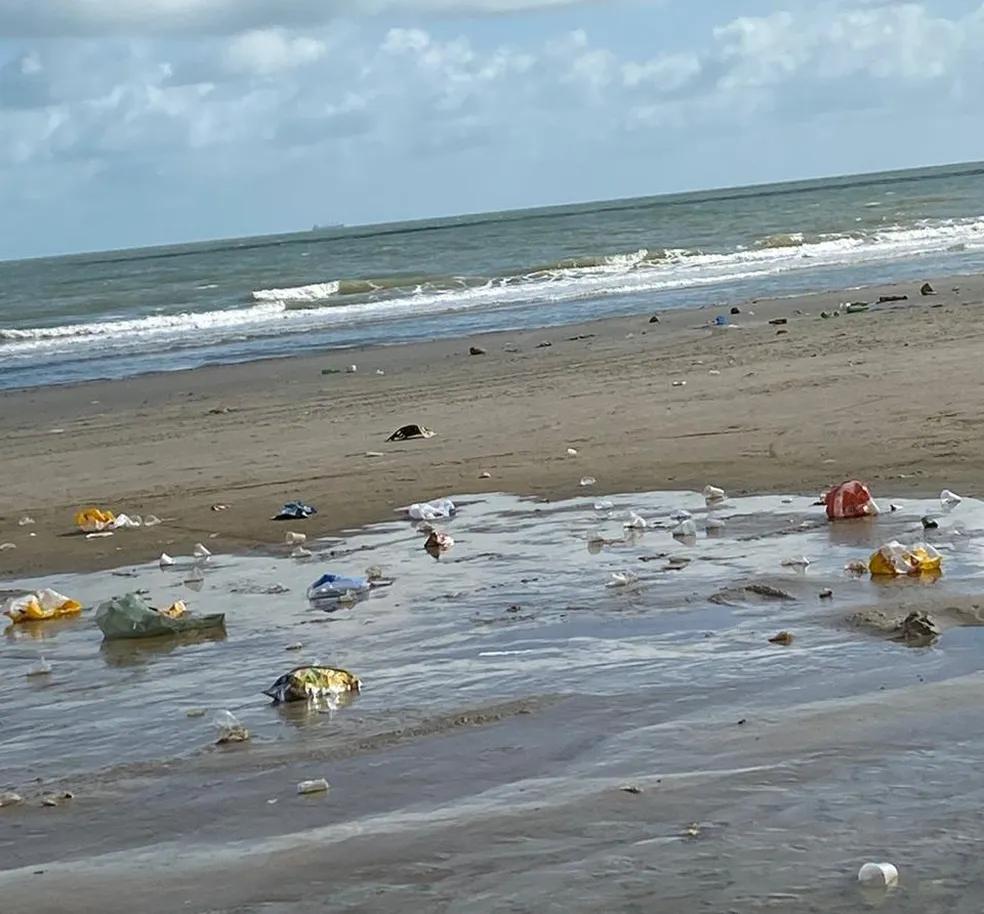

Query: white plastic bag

[408,498,456,521]
[672,519,697,538]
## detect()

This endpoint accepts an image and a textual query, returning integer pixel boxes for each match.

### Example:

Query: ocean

[2,161,984,391]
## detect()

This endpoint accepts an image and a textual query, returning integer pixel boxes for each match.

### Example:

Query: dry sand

[2,273,981,577]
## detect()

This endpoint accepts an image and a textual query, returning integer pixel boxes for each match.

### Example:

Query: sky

[1,0,983,258]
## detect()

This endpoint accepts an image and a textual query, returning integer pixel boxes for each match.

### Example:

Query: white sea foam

[252,282,340,302]
[0,301,288,343]
[3,217,983,359]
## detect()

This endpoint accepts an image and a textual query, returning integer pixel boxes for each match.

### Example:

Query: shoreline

[3,271,982,578]
[0,270,977,398]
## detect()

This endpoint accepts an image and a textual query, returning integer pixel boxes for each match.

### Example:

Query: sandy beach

[5,274,984,914]
[2,273,982,576]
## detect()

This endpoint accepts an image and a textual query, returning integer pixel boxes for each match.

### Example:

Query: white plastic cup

[857,862,898,887]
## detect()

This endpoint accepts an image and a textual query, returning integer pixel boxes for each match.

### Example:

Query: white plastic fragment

[606,571,638,588]
[0,543,16,551]
[17,516,35,526]
[86,531,114,539]
[567,448,578,456]
[285,532,307,546]
[941,489,963,508]
[858,862,898,887]
[781,556,811,569]
[579,476,596,487]
[703,485,725,503]
[407,498,456,521]
[193,543,212,559]
[672,519,697,538]
[213,710,250,744]
[159,552,175,568]
[143,515,162,527]
[26,655,52,677]
[297,778,330,795]
[672,380,687,387]
[112,514,142,529]
[346,364,358,373]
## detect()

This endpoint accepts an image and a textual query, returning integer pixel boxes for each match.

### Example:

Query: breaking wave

[252,282,340,302]
[755,232,806,248]
[3,216,983,358]
[0,302,288,343]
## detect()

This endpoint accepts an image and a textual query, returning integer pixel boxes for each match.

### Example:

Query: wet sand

[2,273,983,577]
[6,275,984,913]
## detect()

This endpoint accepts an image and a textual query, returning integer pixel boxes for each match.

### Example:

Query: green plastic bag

[95,593,225,641]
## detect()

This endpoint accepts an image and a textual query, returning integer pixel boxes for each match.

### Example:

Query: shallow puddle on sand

[3,490,984,777]
[6,491,984,912]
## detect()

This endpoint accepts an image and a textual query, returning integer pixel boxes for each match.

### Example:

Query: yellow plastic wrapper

[158,601,187,619]
[869,541,942,577]
[263,666,361,702]
[74,507,116,533]
[4,589,83,624]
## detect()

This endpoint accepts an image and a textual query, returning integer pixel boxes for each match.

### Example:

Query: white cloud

[622,52,701,91]
[0,0,592,37]
[5,3,983,169]
[713,3,982,90]
[223,29,326,76]
[3,1,984,256]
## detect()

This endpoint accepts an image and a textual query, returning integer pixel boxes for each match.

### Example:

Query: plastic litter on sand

[672,519,697,538]
[407,498,456,522]
[26,656,52,677]
[703,485,725,503]
[425,531,455,553]
[606,571,638,588]
[579,477,597,487]
[214,710,250,744]
[780,556,811,569]
[297,778,330,795]
[941,489,963,508]
[858,863,899,887]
